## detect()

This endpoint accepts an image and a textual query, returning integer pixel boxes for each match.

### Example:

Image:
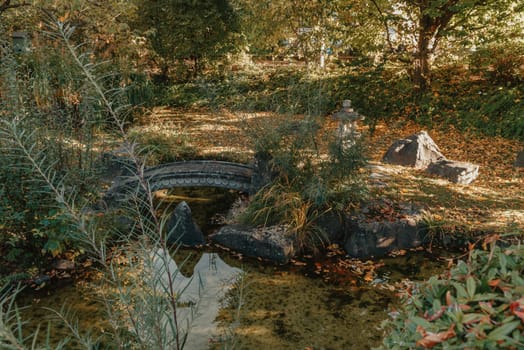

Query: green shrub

[0,24,102,265]
[241,113,368,252]
[0,19,193,350]
[470,44,524,86]
[378,243,524,349]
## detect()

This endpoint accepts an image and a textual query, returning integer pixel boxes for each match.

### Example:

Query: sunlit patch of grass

[127,127,197,164]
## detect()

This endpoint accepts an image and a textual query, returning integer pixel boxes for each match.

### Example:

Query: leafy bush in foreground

[378,243,524,349]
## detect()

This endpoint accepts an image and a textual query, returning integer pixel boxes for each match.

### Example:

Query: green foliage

[134,0,243,79]
[470,43,524,87]
[0,18,196,350]
[0,29,85,264]
[234,0,385,64]
[240,108,368,252]
[377,243,524,349]
[165,59,523,142]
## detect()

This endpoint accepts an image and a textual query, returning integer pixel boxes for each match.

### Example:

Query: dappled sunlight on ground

[140,107,523,234]
[363,120,524,233]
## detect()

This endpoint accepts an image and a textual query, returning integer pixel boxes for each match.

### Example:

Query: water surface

[17,187,451,349]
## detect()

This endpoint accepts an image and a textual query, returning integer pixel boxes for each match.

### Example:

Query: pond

[16,187,453,350]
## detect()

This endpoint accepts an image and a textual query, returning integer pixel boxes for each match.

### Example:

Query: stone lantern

[12,32,30,54]
[332,99,365,149]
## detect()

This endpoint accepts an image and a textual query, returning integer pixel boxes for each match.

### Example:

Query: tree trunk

[413,28,431,92]
[413,14,434,92]
[412,0,459,93]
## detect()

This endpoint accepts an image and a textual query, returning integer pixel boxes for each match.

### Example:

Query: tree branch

[370,0,395,52]
[0,0,31,16]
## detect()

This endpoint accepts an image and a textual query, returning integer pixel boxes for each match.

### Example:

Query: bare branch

[0,0,31,16]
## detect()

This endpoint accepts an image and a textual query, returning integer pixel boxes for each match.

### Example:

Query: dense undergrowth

[1,20,195,349]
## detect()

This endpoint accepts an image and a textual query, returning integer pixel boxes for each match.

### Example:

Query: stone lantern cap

[332,99,365,122]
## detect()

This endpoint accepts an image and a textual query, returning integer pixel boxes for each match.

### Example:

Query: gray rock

[166,201,205,246]
[515,150,524,167]
[343,217,425,259]
[382,131,445,169]
[343,202,426,258]
[426,159,479,184]
[314,211,346,244]
[210,224,295,264]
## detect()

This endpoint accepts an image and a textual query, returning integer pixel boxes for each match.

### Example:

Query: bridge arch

[104,160,257,205]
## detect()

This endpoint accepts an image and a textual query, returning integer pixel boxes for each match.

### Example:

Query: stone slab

[426,159,479,185]
[343,216,425,259]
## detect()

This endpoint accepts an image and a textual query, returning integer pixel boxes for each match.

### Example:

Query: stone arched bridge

[104,160,267,205]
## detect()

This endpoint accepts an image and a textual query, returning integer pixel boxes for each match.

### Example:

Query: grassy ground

[135,106,523,238]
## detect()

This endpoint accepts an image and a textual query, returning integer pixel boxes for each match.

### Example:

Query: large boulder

[313,211,346,244]
[210,224,295,264]
[426,159,479,185]
[382,131,445,169]
[343,202,426,258]
[166,201,205,246]
[343,218,425,258]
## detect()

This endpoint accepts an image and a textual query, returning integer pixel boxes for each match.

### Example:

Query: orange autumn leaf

[488,279,501,287]
[424,307,445,321]
[458,304,471,311]
[510,297,524,322]
[416,324,456,348]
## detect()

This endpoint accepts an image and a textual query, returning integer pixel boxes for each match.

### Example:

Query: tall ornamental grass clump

[239,85,368,252]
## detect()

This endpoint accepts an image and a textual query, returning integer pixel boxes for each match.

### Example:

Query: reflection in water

[152,250,242,349]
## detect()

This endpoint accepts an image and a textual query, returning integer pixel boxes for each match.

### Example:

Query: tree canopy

[0,0,522,88]
[134,0,242,78]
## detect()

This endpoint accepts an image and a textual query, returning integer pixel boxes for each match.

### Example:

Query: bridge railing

[103,160,257,206]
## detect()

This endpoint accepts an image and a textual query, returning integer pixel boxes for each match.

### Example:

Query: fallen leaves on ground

[143,107,524,234]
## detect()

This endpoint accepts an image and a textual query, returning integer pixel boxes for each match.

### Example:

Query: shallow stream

[17,187,453,350]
